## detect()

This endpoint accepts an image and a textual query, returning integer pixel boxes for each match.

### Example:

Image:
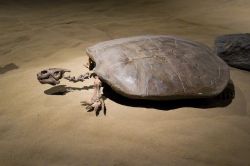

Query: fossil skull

[37,68,70,85]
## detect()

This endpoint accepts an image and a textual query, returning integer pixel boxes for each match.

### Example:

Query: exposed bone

[64,73,89,82]
[91,75,102,102]
[37,65,105,115]
[37,68,70,85]
[81,75,105,115]
[63,71,94,83]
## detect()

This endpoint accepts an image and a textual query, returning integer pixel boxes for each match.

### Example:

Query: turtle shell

[86,35,230,100]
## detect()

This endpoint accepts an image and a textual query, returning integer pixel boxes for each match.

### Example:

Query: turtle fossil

[37,35,230,112]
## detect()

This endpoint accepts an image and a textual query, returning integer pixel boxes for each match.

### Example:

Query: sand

[0,0,250,165]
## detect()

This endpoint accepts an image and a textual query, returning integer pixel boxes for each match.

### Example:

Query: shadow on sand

[44,85,94,95]
[102,81,235,111]
[44,81,235,112]
[0,63,19,74]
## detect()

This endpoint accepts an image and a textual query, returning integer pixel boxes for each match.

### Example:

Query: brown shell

[86,35,230,100]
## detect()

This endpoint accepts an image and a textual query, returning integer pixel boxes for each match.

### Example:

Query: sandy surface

[0,0,250,165]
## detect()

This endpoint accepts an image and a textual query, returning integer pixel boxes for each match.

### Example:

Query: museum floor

[0,0,250,165]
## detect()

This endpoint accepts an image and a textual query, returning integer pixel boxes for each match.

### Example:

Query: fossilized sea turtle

[86,35,230,100]
[37,35,230,112]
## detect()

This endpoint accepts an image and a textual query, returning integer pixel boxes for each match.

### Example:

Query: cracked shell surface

[86,35,230,100]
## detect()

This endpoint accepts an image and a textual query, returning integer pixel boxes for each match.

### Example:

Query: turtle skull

[37,68,70,85]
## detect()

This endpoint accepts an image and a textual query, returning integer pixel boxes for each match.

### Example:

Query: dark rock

[215,33,250,71]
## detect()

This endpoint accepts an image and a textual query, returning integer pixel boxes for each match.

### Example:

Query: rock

[215,34,250,71]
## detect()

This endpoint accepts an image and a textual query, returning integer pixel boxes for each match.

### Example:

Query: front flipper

[80,75,106,116]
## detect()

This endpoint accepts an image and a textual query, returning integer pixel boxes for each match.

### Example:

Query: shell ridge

[120,44,140,93]
[161,42,187,93]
